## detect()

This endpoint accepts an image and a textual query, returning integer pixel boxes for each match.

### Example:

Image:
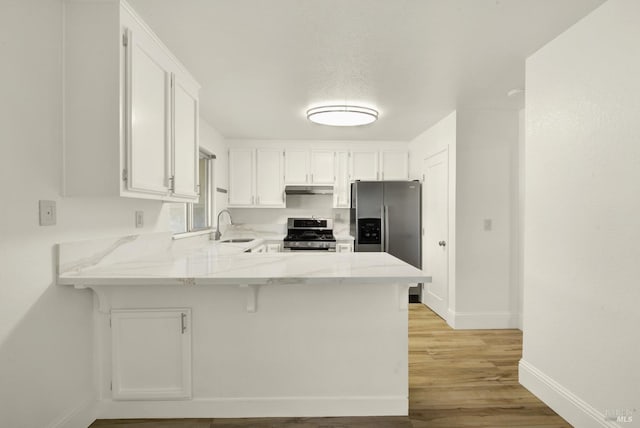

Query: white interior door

[423,150,449,319]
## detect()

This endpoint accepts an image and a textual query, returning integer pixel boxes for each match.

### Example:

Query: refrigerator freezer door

[383,181,421,269]
[353,181,384,252]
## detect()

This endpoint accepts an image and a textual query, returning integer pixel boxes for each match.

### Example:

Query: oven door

[283,241,336,252]
[282,247,336,252]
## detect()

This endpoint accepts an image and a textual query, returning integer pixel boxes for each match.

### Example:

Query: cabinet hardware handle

[181,313,187,334]
[311,173,314,183]
[305,173,308,183]
[438,241,447,247]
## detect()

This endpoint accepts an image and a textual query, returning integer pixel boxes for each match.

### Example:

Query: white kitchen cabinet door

[228,148,255,206]
[380,150,409,181]
[351,150,379,181]
[256,149,285,207]
[124,27,172,197]
[63,2,200,201]
[111,308,191,401]
[333,151,350,208]
[284,149,310,184]
[310,150,335,184]
[171,73,199,200]
[266,243,281,253]
[336,243,354,253]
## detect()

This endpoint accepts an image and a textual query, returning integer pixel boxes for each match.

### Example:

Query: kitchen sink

[219,238,254,243]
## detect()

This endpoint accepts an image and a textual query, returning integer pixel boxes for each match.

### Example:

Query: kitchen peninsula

[58,232,429,419]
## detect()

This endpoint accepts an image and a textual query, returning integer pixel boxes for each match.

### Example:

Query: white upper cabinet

[310,150,335,184]
[256,149,285,206]
[351,150,379,181]
[228,148,255,206]
[229,148,285,208]
[124,25,172,196]
[171,74,199,199]
[380,150,409,180]
[284,149,310,184]
[63,0,200,202]
[333,151,350,208]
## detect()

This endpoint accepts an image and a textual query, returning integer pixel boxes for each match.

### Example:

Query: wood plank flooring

[90,304,570,428]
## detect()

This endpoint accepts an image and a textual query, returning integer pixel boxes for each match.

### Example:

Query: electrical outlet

[135,211,144,228]
[39,200,56,226]
[483,219,492,231]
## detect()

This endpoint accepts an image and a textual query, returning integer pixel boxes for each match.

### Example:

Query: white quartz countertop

[58,232,428,287]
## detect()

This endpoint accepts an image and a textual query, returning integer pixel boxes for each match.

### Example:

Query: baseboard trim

[447,309,519,329]
[519,359,620,428]
[96,396,407,419]
[48,396,98,428]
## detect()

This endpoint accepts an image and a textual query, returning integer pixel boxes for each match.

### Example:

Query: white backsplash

[228,194,352,237]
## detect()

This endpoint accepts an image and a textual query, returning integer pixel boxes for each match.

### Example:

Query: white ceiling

[128,0,604,141]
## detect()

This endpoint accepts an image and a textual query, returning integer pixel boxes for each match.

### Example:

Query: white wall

[409,110,520,329]
[520,0,640,426]
[517,109,525,329]
[454,109,519,328]
[408,111,457,317]
[0,1,223,426]
[200,120,228,213]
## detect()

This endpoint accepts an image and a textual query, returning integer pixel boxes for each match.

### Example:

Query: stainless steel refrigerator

[350,181,422,299]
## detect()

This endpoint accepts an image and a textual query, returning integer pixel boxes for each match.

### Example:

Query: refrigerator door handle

[380,204,385,252]
[384,205,390,252]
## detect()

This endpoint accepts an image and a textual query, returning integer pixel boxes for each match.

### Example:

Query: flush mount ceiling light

[306,105,378,127]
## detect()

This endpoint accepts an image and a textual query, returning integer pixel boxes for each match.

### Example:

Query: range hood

[284,185,334,195]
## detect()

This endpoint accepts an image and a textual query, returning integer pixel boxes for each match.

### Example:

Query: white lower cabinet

[266,243,282,253]
[111,308,192,400]
[336,242,354,253]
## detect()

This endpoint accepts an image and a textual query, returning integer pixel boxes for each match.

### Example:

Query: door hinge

[196,184,200,195]
[122,32,128,47]
[110,381,112,391]
[169,176,175,192]
[181,313,187,334]
[122,169,128,182]
[422,174,425,182]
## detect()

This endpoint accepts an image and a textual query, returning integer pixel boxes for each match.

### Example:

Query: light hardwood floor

[90,304,570,428]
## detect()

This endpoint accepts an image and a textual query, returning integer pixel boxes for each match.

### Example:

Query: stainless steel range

[283,218,336,251]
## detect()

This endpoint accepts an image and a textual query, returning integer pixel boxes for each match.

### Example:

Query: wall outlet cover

[39,200,56,226]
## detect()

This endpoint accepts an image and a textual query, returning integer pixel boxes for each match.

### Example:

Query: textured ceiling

[128,0,604,141]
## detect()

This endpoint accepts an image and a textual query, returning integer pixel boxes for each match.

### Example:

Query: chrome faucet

[213,209,233,240]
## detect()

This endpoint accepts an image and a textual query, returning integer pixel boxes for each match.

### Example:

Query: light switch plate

[39,200,57,226]
[135,211,144,228]
[483,218,492,231]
